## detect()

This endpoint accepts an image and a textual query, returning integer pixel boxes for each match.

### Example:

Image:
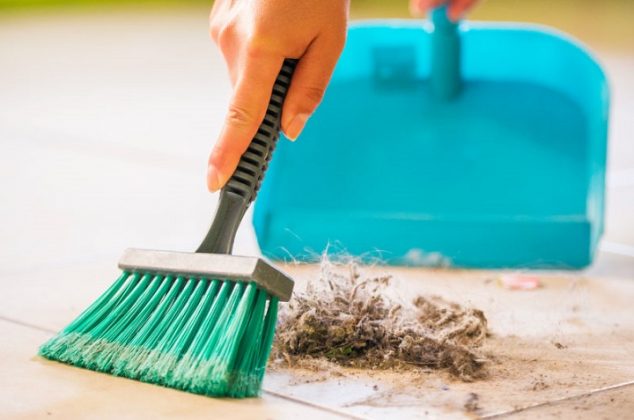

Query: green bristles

[39,271,280,398]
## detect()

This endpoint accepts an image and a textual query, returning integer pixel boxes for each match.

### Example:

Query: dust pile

[272,258,489,381]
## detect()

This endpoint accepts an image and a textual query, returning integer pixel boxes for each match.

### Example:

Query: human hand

[410,0,479,21]
[207,0,349,192]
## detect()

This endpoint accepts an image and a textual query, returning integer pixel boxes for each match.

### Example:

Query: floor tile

[262,264,634,418]
[0,320,351,420]
[0,140,259,275]
[0,9,230,162]
[494,382,634,419]
[5,257,634,418]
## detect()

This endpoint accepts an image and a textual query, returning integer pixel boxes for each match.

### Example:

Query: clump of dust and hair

[272,257,489,381]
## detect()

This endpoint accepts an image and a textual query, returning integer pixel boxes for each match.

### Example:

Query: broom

[39,59,297,398]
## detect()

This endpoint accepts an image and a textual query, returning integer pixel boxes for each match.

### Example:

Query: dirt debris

[531,379,550,391]
[463,392,480,412]
[272,257,489,381]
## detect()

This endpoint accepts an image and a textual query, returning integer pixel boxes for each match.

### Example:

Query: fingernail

[285,113,310,141]
[207,164,226,192]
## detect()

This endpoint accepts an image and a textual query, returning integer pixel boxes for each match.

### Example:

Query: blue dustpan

[254,8,610,268]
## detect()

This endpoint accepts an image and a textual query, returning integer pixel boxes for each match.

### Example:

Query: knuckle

[218,25,234,46]
[216,24,235,49]
[208,15,223,42]
[244,27,275,58]
[209,23,220,42]
[301,85,327,106]
[226,104,256,128]
[209,19,237,48]
[244,37,266,58]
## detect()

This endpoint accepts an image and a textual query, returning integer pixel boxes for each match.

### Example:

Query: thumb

[281,34,345,141]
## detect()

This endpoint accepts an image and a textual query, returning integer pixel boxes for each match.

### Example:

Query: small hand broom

[39,59,297,398]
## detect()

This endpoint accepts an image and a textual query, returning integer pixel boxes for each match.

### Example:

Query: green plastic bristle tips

[39,271,281,398]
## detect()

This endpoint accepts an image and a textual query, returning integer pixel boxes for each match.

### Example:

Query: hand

[207,0,349,192]
[410,0,479,21]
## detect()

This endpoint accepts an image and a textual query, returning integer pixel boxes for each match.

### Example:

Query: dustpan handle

[197,58,297,255]
[430,5,461,99]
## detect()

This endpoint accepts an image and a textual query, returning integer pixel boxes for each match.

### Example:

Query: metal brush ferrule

[118,248,294,301]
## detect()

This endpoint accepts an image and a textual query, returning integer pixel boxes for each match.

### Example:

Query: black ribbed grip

[224,59,297,203]
[197,58,297,255]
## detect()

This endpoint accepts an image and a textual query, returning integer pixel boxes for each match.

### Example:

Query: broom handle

[197,58,298,255]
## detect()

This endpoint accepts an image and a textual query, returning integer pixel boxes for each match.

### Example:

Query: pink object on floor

[499,274,542,290]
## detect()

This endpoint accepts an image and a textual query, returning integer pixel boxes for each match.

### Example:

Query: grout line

[600,241,634,258]
[481,380,634,418]
[0,315,368,420]
[263,389,369,420]
[0,315,57,334]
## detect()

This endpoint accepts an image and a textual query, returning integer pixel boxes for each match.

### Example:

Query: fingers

[281,34,345,141]
[207,53,284,192]
[446,0,477,21]
[410,0,445,16]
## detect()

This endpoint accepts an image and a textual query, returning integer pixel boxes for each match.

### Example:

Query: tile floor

[1,8,633,419]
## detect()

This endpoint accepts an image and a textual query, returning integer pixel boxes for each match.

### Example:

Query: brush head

[118,248,294,301]
[39,249,294,398]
